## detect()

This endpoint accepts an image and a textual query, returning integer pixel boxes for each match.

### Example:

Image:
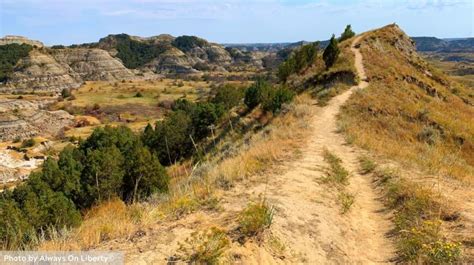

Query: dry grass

[39,93,315,250]
[38,199,153,250]
[65,79,210,108]
[367,162,463,263]
[338,25,474,182]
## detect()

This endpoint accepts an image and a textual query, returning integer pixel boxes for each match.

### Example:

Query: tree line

[278,24,355,82]
[0,78,295,249]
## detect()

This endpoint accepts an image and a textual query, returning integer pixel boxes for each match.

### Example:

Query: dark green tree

[123,143,169,203]
[323,34,340,68]
[80,146,124,207]
[81,125,137,154]
[0,199,32,249]
[191,103,224,139]
[244,78,272,109]
[172,98,196,114]
[141,123,155,147]
[57,145,84,201]
[211,84,244,110]
[339,25,356,42]
[150,110,194,165]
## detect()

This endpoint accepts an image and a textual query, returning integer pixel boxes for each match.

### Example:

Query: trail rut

[224,35,395,264]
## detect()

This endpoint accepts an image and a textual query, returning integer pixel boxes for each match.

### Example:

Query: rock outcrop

[95,33,254,74]
[0,35,44,47]
[0,36,138,94]
[0,50,82,93]
[0,99,73,141]
[52,48,135,81]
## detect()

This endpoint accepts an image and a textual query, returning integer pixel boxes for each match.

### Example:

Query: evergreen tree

[244,78,271,109]
[323,34,340,68]
[123,143,169,203]
[0,199,32,249]
[152,111,194,165]
[57,145,84,202]
[80,146,124,207]
[339,25,355,42]
[141,123,155,147]
[191,103,224,139]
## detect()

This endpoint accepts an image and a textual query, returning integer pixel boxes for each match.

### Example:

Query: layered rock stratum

[0,36,137,93]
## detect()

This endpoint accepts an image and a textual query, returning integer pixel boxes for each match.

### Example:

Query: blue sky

[1,0,473,45]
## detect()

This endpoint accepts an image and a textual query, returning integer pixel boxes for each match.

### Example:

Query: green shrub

[244,78,271,109]
[61,88,71,98]
[134,92,143,98]
[372,168,463,263]
[358,156,377,174]
[123,144,169,203]
[239,200,274,237]
[178,227,230,264]
[338,191,355,214]
[211,84,244,110]
[261,85,295,113]
[400,220,461,263]
[191,102,224,139]
[20,138,35,148]
[0,199,33,249]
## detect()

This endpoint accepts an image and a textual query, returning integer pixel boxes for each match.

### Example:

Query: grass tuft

[322,149,349,185]
[358,155,377,174]
[238,200,274,238]
[338,191,355,214]
[370,165,462,263]
[178,227,230,265]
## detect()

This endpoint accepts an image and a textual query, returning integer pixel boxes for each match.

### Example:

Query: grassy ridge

[339,25,474,181]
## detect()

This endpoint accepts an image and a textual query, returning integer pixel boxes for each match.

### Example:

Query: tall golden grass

[339,25,474,182]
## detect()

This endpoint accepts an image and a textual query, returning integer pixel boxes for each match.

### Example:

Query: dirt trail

[96,36,397,264]
[226,35,395,263]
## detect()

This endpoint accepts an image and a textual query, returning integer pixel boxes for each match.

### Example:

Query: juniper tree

[339,25,355,42]
[323,34,340,68]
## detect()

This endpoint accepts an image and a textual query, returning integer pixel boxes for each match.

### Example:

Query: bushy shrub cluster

[211,84,244,111]
[244,78,295,113]
[278,42,320,82]
[339,24,356,42]
[0,43,33,82]
[143,99,225,165]
[0,126,169,249]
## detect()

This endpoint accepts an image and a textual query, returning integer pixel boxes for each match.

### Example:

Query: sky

[0,0,473,45]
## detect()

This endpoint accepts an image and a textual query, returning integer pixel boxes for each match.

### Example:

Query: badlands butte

[0,24,473,264]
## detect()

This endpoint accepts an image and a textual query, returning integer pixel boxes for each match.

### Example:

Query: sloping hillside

[339,24,474,182]
[0,37,136,93]
[93,34,240,73]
